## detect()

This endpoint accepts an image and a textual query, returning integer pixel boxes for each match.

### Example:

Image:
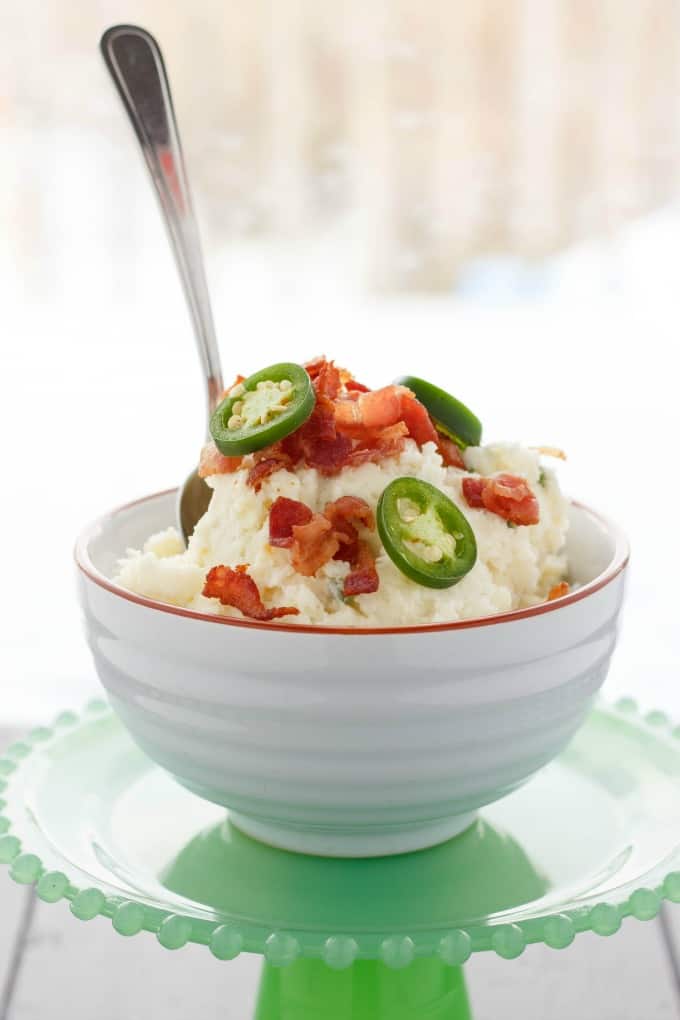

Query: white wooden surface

[468,919,680,1019]
[0,886,31,1014]
[4,901,261,1020]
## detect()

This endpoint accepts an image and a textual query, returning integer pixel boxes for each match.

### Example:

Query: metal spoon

[100,24,223,543]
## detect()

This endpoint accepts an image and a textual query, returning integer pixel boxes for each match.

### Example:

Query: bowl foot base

[228,810,477,858]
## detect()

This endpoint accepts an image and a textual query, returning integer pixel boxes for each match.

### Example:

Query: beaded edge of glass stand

[0,697,678,969]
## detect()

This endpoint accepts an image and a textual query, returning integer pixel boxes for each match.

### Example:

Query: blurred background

[1,0,679,722]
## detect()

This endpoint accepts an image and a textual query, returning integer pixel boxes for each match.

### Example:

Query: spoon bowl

[177,469,212,545]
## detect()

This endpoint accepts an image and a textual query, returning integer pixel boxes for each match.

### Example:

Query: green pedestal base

[254,957,472,1020]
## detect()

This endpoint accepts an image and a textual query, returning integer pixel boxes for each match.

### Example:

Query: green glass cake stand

[1,698,679,1019]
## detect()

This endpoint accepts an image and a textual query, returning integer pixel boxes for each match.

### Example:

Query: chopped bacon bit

[461,476,485,508]
[215,358,449,484]
[203,564,299,620]
[324,495,375,532]
[305,396,338,443]
[269,497,313,547]
[290,515,340,576]
[463,473,540,526]
[303,356,327,380]
[369,421,409,453]
[280,429,305,463]
[548,581,570,601]
[347,423,409,468]
[333,382,438,445]
[247,451,293,491]
[485,474,540,526]
[343,540,379,597]
[198,443,243,478]
[312,359,343,401]
[368,422,410,449]
[332,526,359,563]
[303,433,354,474]
[268,493,379,595]
[398,391,440,447]
[333,385,408,434]
[324,496,375,563]
[307,357,364,393]
[437,433,466,469]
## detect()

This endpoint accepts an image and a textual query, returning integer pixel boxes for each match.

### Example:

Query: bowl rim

[75,487,630,636]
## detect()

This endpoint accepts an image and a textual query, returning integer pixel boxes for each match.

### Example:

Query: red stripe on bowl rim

[75,488,629,636]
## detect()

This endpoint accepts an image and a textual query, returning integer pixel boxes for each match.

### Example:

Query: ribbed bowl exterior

[77,563,625,841]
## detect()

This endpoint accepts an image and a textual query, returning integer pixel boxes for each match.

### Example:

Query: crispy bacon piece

[333,384,439,447]
[303,433,354,474]
[249,420,404,483]
[268,494,379,596]
[436,434,466,469]
[343,540,379,597]
[306,357,358,396]
[296,395,338,448]
[303,356,327,380]
[269,497,314,547]
[548,581,570,601]
[345,423,409,468]
[312,359,342,401]
[225,358,443,486]
[398,392,440,447]
[333,385,408,433]
[198,443,243,478]
[247,446,294,491]
[290,515,340,576]
[279,429,305,464]
[203,565,299,620]
[333,533,359,563]
[462,473,540,526]
[461,476,485,507]
[324,496,375,563]
[325,495,375,530]
[372,422,410,455]
[247,458,286,491]
[482,474,540,526]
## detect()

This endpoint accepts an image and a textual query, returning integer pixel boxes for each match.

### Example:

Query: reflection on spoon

[100,25,224,543]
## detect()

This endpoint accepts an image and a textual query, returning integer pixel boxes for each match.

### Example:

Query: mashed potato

[114,440,569,627]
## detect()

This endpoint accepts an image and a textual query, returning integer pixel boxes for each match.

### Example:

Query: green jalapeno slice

[394,375,482,448]
[377,477,477,588]
[209,362,315,456]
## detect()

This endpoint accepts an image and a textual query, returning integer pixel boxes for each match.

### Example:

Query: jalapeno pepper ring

[394,375,482,448]
[377,477,477,588]
[209,362,315,456]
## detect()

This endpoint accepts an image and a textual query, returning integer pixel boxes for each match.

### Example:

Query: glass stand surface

[0,699,679,1019]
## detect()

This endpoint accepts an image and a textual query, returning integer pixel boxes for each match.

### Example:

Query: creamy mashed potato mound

[115,440,569,627]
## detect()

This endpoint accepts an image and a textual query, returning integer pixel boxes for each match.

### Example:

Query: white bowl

[75,489,628,857]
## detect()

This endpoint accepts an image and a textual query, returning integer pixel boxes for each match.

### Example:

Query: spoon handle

[100,25,224,416]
